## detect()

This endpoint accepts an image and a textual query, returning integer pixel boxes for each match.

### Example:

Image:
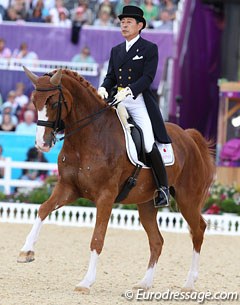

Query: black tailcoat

[101,36,171,144]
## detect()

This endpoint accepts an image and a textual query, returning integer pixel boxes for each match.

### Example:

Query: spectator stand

[0,22,174,100]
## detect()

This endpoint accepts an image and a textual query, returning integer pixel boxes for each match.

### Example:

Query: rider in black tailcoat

[98,6,171,207]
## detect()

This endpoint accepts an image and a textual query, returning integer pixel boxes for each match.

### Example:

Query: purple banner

[171,0,222,140]
[0,22,174,91]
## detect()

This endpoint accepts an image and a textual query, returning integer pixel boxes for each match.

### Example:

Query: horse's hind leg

[17,184,78,263]
[180,203,207,291]
[133,201,163,290]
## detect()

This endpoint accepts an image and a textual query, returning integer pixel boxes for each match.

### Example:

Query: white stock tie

[126,43,132,52]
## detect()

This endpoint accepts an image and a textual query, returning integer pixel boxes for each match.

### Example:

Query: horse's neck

[63,78,116,144]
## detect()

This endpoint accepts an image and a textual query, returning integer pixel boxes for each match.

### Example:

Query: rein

[35,83,118,142]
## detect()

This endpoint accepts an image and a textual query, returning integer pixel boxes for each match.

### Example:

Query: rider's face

[120,17,143,41]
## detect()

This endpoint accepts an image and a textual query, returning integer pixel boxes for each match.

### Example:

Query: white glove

[98,87,108,99]
[114,87,133,104]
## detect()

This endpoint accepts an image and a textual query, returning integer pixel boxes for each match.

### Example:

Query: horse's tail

[185,128,216,205]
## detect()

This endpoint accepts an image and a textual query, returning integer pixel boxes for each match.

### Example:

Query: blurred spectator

[20,147,48,181]
[28,0,50,22]
[0,144,5,179]
[0,113,16,131]
[15,110,37,134]
[0,38,11,59]
[14,82,29,108]
[140,0,159,27]
[12,0,27,20]
[3,6,20,21]
[12,42,39,60]
[71,46,96,63]
[151,9,173,31]
[71,3,93,44]
[49,0,68,24]
[71,2,93,26]
[0,102,18,126]
[93,7,114,27]
[18,95,37,122]
[57,6,71,26]
[159,0,177,20]
[27,5,45,22]
[30,0,55,11]
[97,0,116,21]
[4,90,20,116]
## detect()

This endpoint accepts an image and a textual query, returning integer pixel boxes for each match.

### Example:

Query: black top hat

[118,5,146,29]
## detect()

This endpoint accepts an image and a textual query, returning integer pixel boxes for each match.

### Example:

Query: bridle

[35,81,118,144]
[35,85,67,145]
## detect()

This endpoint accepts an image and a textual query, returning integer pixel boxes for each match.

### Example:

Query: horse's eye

[51,102,58,110]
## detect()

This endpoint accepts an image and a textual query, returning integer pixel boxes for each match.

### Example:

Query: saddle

[108,97,174,203]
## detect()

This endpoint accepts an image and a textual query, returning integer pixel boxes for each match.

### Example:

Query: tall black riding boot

[148,143,170,208]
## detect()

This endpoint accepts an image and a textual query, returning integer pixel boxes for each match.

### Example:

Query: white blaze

[36,106,48,149]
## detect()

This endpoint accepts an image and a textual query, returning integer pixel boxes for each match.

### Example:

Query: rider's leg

[122,95,169,207]
[147,143,170,207]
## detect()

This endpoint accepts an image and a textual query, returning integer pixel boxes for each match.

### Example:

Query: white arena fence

[0,158,240,235]
[0,202,240,236]
[0,158,57,195]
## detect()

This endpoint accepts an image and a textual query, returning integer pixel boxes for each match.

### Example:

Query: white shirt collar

[126,34,140,52]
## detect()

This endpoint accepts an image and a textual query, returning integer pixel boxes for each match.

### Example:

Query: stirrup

[153,187,170,208]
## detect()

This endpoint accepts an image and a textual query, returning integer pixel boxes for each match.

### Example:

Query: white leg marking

[183,250,200,290]
[134,264,157,290]
[76,250,99,289]
[21,217,43,252]
[36,106,47,148]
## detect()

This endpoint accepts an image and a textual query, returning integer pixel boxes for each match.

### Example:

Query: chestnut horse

[18,68,215,293]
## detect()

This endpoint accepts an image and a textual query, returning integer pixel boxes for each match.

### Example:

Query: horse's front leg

[75,194,114,294]
[17,183,79,263]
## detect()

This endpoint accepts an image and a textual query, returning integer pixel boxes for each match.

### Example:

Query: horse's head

[24,67,72,152]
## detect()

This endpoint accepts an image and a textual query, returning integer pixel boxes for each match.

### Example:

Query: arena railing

[0,202,240,235]
[0,58,99,76]
[0,158,57,195]
[1,158,240,235]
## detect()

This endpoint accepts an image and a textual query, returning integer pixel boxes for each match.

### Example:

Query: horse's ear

[50,69,62,86]
[23,66,38,86]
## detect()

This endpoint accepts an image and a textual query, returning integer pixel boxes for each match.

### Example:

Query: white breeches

[122,94,155,152]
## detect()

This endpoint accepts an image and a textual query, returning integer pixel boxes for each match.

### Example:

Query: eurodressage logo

[123,289,240,303]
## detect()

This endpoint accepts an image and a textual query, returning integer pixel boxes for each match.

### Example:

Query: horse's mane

[52,69,105,106]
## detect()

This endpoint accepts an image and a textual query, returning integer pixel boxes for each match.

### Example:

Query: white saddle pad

[116,108,175,168]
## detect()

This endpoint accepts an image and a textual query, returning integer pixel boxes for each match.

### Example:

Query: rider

[98,5,171,207]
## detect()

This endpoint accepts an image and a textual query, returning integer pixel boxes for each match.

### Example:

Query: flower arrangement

[204,182,240,215]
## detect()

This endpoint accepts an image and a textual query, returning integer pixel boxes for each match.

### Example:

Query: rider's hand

[98,87,108,99]
[114,87,133,104]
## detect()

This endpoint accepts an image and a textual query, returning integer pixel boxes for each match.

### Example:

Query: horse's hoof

[132,283,150,291]
[74,286,90,294]
[181,287,195,293]
[17,251,35,263]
